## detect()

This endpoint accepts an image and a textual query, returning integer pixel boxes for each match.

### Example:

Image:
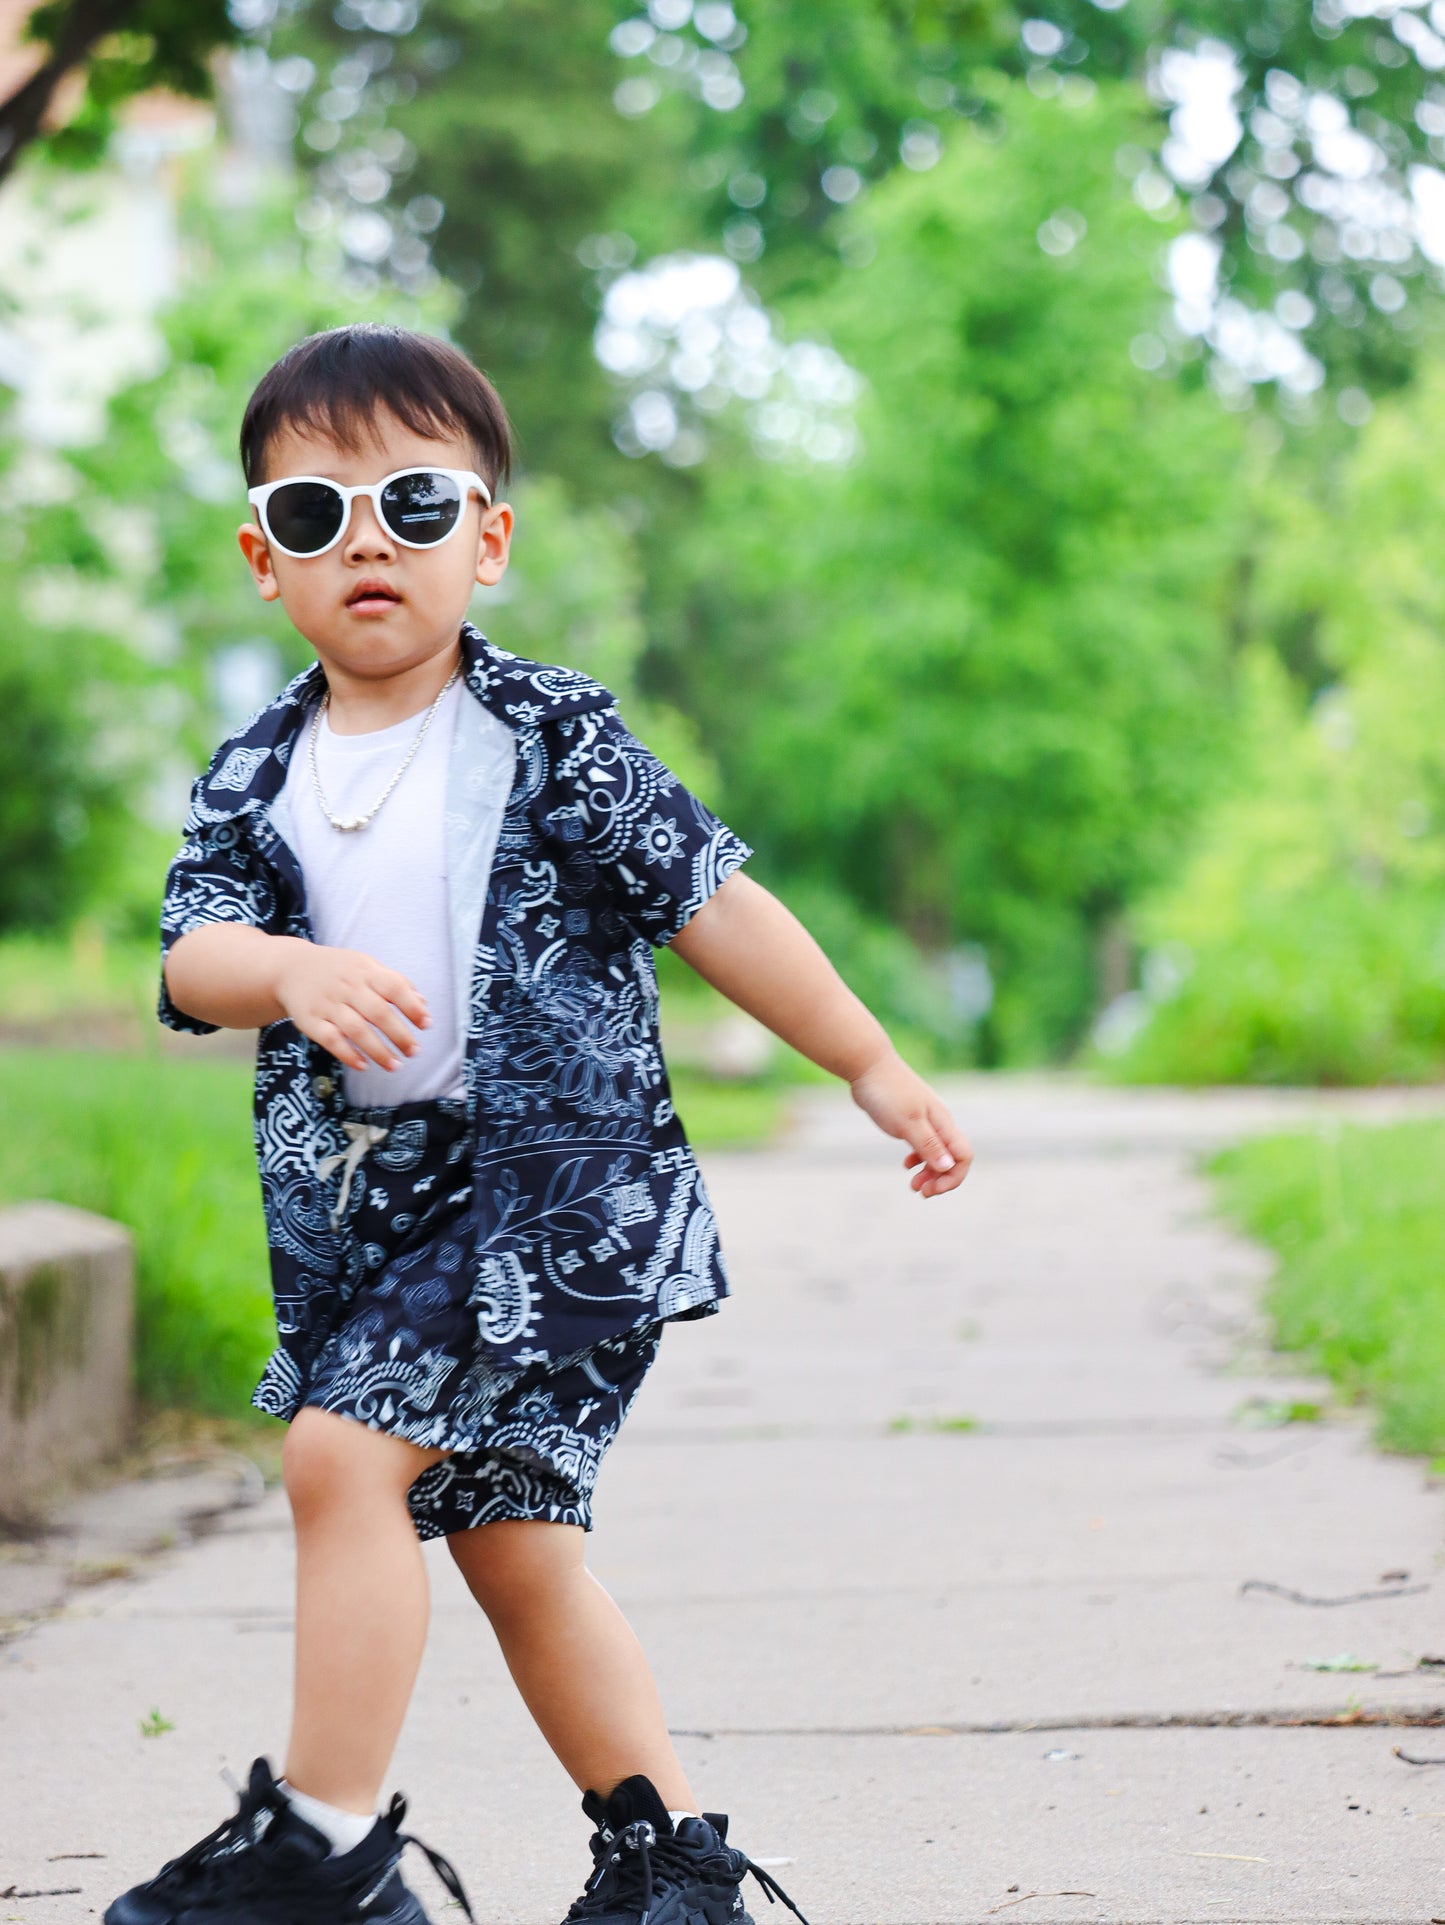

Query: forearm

[668,873,893,1082]
[164,924,301,1030]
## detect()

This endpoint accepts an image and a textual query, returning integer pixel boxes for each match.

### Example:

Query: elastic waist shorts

[290,1093,660,1540]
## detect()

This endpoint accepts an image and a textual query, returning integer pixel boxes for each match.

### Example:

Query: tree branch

[0,0,140,187]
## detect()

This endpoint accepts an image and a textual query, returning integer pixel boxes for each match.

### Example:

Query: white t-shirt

[280,678,466,1108]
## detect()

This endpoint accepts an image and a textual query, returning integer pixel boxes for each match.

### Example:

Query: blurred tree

[262,0,675,483]
[646,0,1445,399]
[650,83,1251,1059]
[0,613,129,931]
[261,0,1445,429]
[1113,355,1445,1085]
[0,157,449,931]
[1040,0,1445,397]
[0,0,239,183]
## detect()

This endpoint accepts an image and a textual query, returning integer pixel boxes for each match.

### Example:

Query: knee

[282,1411,403,1524]
[283,1414,351,1523]
[452,1520,579,1627]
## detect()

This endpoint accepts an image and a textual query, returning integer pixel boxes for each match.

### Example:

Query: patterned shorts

[295,1094,661,1541]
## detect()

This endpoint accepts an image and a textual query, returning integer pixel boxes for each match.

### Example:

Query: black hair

[239,324,512,489]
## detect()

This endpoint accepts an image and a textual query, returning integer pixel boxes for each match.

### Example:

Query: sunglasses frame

[246,465,493,558]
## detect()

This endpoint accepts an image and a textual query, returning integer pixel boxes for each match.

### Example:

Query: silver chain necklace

[308,664,461,832]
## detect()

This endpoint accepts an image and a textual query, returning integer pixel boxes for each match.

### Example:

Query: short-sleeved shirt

[157,622,753,1413]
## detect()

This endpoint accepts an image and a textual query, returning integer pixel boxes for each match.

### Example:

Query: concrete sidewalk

[6,1078,1445,1924]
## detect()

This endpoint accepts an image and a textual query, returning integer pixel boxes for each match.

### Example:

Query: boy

[112,323,970,1925]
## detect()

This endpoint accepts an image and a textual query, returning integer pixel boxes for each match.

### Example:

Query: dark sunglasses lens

[381,470,464,545]
[265,482,345,554]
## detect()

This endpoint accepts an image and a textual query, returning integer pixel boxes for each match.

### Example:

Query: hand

[848,1047,973,1198]
[272,940,430,1074]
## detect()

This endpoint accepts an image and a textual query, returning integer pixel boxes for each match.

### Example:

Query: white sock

[279,1781,377,1857]
[668,1809,701,1830]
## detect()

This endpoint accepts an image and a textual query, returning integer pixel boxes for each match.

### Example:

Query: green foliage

[270,0,1445,418]
[0,157,454,932]
[1213,1120,1445,1455]
[655,83,1249,1059]
[271,0,672,484]
[1037,0,1445,392]
[0,1051,274,1413]
[483,474,719,796]
[1117,883,1445,1086]
[23,0,237,100]
[764,880,977,1062]
[620,0,1013,297]
[8,1,240,177]
[0,624,130,932]
[0,932,156,1025]
[1111,364,1445,1085]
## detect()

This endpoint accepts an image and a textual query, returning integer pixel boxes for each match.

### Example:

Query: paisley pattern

[405,1331,660,1538]
[294,1092,659,1536]
[157,623,751,1431]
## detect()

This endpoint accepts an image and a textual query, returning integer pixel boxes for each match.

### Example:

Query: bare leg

[281,1408,447,1812]
[448,1519,698,1810]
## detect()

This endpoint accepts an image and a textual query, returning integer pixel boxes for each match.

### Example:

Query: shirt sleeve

[157,784,281,1034]
[547,706,753,947]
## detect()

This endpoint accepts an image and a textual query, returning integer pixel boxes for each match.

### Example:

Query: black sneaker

[562,1774,809,1925]
[104,1758,473,1925]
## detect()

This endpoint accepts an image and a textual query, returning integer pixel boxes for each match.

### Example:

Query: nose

[342,491,397,562]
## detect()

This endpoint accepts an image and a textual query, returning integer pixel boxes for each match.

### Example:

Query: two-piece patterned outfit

[158,623,751,1537]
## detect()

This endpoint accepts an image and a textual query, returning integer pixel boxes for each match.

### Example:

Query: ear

[238,522,283,602]
[474,500,514,589]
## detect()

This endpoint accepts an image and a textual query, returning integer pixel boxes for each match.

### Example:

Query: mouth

[346,579,403,613]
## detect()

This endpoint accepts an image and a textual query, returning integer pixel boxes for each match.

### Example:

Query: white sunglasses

[247,465,492,558]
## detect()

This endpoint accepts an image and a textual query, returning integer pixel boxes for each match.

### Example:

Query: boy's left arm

[669,871,972,1198]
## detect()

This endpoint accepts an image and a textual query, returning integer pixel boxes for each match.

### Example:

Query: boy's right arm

[164,927,430,1074]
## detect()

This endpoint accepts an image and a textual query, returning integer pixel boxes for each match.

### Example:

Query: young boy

[112,323,970,1925]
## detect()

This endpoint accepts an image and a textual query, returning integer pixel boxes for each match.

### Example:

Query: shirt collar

[186,622,615,827]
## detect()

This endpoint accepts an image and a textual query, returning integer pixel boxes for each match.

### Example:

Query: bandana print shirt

[157,623,753,1417]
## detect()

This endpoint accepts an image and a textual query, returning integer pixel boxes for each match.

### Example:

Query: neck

[319,640,462,736]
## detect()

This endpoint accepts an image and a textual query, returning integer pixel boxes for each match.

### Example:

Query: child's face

[237,408,512,680]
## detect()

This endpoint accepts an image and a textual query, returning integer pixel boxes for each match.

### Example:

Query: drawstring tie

[318,1121,390,1228]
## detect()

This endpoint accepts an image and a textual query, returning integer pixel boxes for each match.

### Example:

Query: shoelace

[146,1787,476,1922]
[570,1819,811,1925]
[388,1795,477,1922]
[139,1777,285,1903]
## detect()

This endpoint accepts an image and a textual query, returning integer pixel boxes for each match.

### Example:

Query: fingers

[902,1110,961,1177]
[289,952,429,1073]
[901,1105,973,1198]
[309,1018,372,1074]
[352,984,426,1060]
[909,1159,968,1197]
[321,1007,400,1072]
[308,986,426,1072]
[372,964,430,1031]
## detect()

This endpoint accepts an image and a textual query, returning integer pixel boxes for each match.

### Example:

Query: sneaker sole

[100,1882,433,1925]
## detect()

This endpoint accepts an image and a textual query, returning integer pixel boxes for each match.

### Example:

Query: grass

[1211,1119,1445,1455]
[0,1051,274,1416]
[669,1070,789,1146]
[0,931,156,1025]
[0,1046,787,1418]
